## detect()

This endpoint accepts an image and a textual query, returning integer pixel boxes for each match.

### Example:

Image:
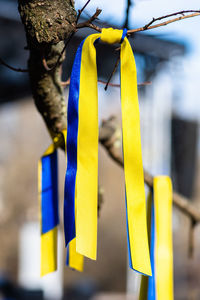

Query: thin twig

[76,8,102,29]
[104,54,120,91]
[99,80,151,88]
[61,78,151,87]
[77,10,200,34]
[143,10,200,29]
[77,0,92,23]
[128,11,200,34]
[0,57,28,73]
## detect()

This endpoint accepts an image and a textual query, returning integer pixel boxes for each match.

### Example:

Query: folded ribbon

[139,176,174,299]
[64,28,151,275]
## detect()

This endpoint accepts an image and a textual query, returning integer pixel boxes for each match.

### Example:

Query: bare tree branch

[143,10,200,29]
[76,8,102,29]
[76,0,92,23]
[129,11,200,34]
[104,54,120,91]
[0,57,28,73]
[61,78,151,88]
[99,116,200,225]
[77,10,200,34]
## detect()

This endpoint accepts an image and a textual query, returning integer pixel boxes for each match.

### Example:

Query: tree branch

[18,0,77,141]
[76,8,102,29]
[76,0,92,23]
[104,54,120,91]
[129,11,200,34]
[61,78,151,88]
[77,10,200,34]
[99,116,200,224]
[0,57,28,73]
[143,10,200,29]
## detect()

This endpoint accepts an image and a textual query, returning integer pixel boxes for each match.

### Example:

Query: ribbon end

[76,240,97,261]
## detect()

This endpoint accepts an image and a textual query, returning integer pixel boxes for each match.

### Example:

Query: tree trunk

[18,0,77,143]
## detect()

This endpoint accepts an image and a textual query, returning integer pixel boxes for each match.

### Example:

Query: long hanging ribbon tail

[64,28,151,274]
[139,176,174,300]
[39,145,59,276]
[118,29,151,275]
[66,239,84,272]
[139,191,153,299]
[64,33,100,260]
[63,129,84,272]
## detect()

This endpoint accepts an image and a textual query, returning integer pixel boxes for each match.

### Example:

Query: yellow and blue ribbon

[62,129,84,272]
[139,176,174,300]
[64,28,151,275]
[66,239,84,272]
[39,144,59,276]
[39,130,83,276]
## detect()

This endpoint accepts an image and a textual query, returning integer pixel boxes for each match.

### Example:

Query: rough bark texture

[18,0,77,142]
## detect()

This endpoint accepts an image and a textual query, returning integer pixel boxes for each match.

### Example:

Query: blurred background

[0,0,200,299]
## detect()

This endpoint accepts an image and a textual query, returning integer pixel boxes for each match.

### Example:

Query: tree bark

[18,0,77,142]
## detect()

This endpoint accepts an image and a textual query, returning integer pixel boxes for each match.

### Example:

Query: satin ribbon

[39,131,83,276]
[63,130,84,272]
[139,176,174,299]
[66,238,84,272]
[39,144,59,276]
[64,28,151,275]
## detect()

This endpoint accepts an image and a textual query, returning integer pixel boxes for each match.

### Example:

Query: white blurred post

[18,222,63,300]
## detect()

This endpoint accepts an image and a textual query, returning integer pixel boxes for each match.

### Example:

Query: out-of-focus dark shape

[171,116,198,199]
[0,274,44,300]
[63,279,98,300]
[0,0,29,103]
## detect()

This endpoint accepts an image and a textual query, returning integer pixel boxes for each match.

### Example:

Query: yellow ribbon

[154,176,173,299]
[139,176,174,299]
[68,28,151,274]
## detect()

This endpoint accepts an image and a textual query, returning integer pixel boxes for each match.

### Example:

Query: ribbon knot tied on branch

[100,28,127,44]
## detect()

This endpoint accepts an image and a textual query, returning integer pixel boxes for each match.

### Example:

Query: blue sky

[75,0,200,119]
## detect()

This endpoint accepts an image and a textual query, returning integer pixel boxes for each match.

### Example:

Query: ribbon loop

[101,28,124,44]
